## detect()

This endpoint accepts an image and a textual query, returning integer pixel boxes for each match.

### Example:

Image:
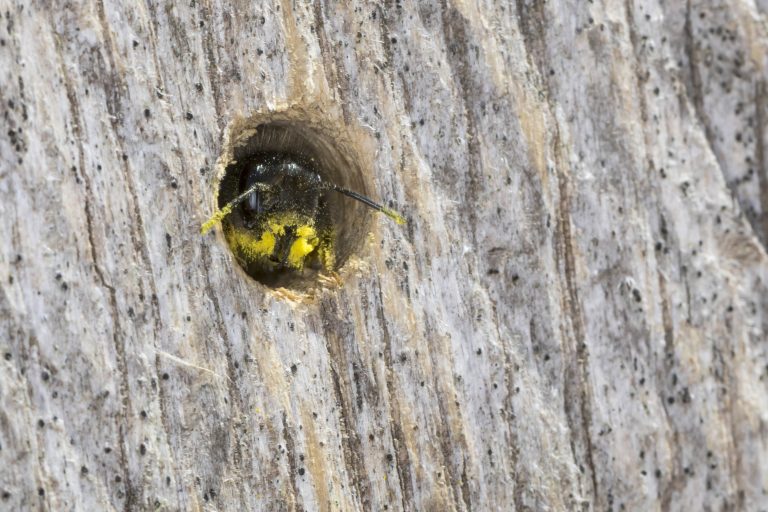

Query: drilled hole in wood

[209,120,375,289]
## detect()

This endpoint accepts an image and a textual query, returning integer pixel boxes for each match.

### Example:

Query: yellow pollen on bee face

[288,238,316,267]
[224,212,324,269]
[295,225,316,238]
[226,227,276,260]
[266,220,286,236]
[287,224,318,268]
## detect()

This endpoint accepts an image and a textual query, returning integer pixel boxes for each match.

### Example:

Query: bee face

[217,152,335,281]
[202,120,404,289]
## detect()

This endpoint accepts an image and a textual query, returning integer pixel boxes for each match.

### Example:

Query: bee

[201,152,404,281]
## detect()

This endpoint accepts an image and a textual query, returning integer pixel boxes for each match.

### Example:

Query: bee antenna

[331,185,406,225]
[200,182,273,234]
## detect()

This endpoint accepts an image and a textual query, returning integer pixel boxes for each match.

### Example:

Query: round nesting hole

[212,121,376,289]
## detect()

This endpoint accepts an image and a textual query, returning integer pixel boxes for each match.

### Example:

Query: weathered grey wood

[1,0,767,510]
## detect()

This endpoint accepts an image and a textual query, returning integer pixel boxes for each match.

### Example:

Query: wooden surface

[1,0,767,510]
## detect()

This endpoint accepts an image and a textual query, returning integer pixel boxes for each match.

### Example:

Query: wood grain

[1,0,767,510]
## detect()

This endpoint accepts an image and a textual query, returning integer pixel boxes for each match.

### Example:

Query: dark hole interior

[216,121,371,288]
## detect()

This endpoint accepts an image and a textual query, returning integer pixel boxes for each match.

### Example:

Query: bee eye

[241,170,266,215]
[245,191,260,213]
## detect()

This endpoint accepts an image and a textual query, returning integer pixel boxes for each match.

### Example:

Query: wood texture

[1,0,767,510]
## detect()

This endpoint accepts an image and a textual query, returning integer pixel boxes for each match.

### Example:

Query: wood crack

[282,411,303,512]
[199,244,249,508]
[438,0,482,248]
[320,297,373,510]
[375,283,414,511]
[549,117,599,506]
[754,79,768,249]
[52,21,136,511]
[682,0,727,184]
[422,319,472,511]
